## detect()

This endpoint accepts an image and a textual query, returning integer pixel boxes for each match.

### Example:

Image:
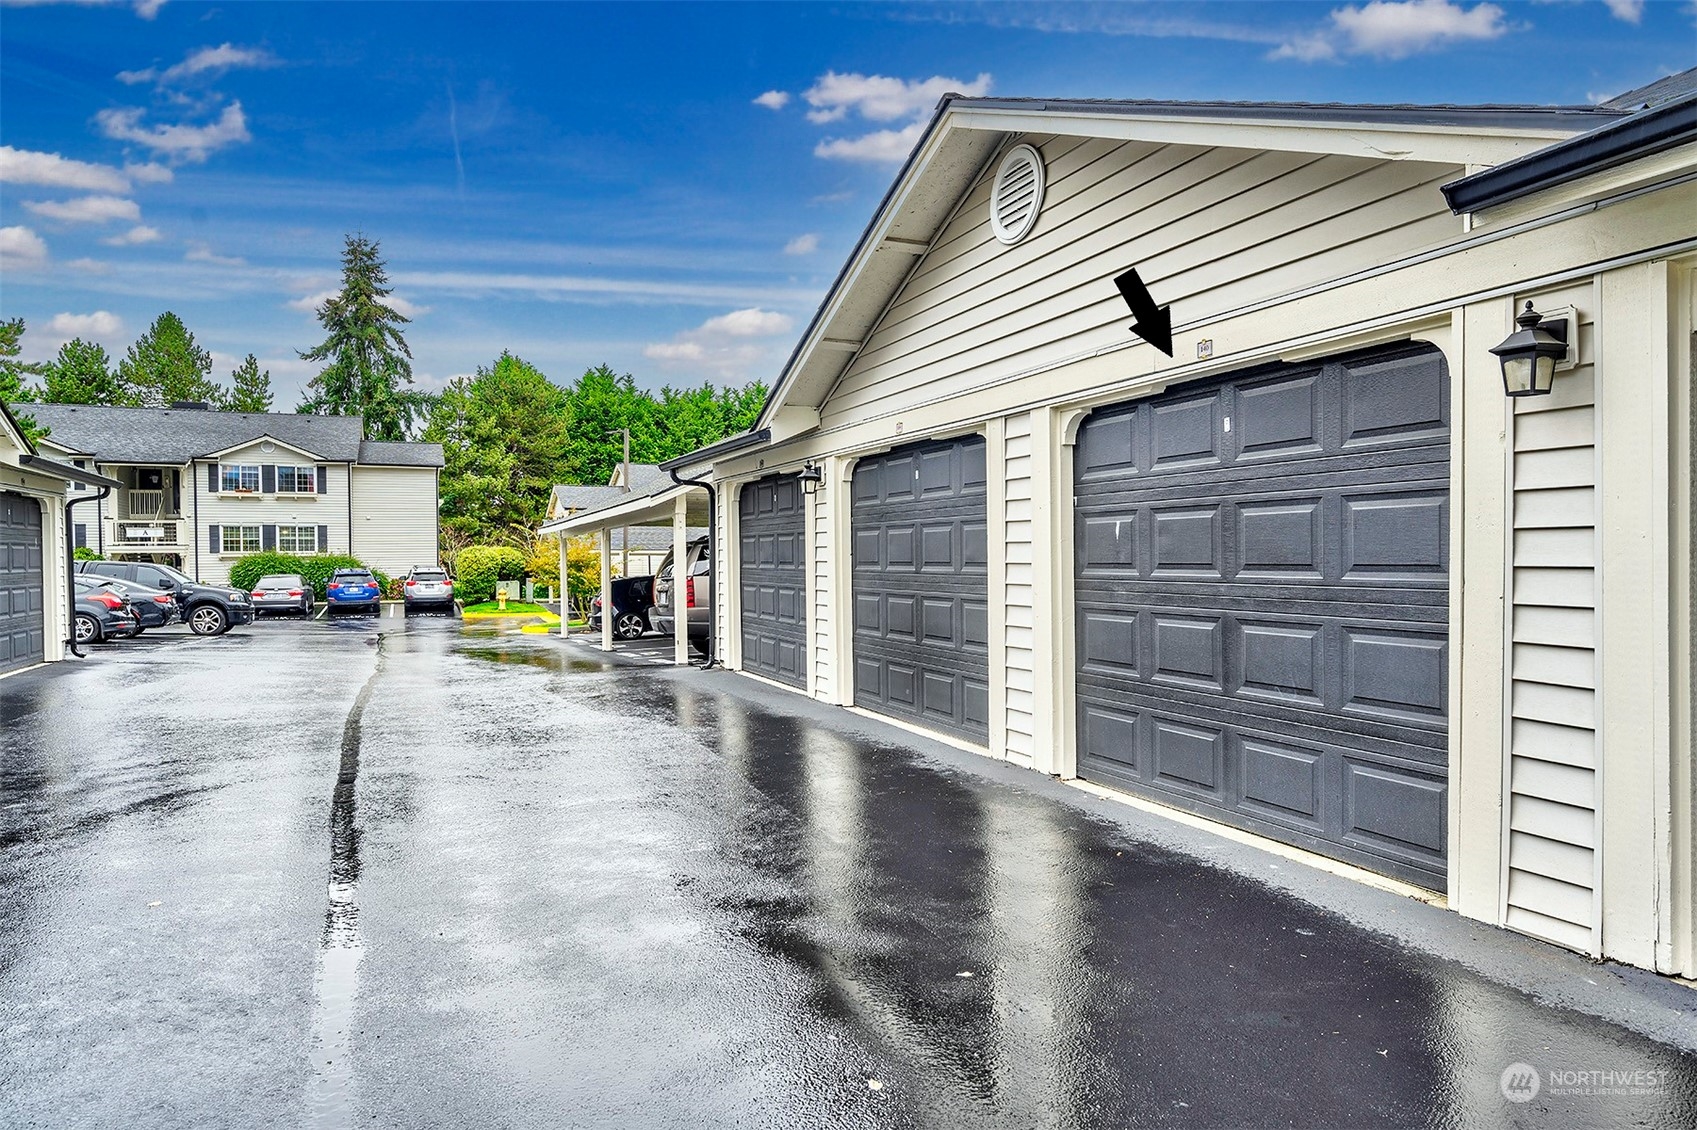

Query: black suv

[75,560,255,636]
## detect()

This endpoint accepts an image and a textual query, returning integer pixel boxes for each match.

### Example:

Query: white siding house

[641,81,1696,975]
[27,404,442,585]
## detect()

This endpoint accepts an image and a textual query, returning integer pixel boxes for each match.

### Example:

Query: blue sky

[1,1,1691,405]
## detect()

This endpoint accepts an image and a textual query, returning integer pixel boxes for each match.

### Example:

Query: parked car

[650,538,710,655]
[83,574,180,632]
[72,575,141,644]
[251,573,315,616]
[402,565,455,614]
[326,568,381,616]
[75,560,254,636]
[589,575,654,639]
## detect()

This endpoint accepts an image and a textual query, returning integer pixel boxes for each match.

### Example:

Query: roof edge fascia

[196,432,330,462]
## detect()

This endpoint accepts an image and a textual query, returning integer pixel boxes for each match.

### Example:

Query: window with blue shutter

[262,524,277,551]
[207,464,218,493]
[318,523,329,551]
[74,523,86,548]
[316,466,329,494]
[208,524,220,554]
[261,465,276,494]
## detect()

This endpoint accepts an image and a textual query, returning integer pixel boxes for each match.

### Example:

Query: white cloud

[23,194,141,224]
[804,71,991,164]
[0,226,48,270]
[101,224,162,246]
[118,43,275,86]
[286,288,338,313]
[803,71,991,123]
[134,0,166,17]
[0,0,165,16]
[95,101,251,163]
[643,307,796,378]
[123,161,174,184]
[815,121,928,163]
[0,145,131,192]
[753,90,790,110]
[47,310,123,337]
[699,308,794,337]
[783,233,819,255]
[1272,0,1512,61]
[184,241,246,266]
[65,257,109,274]
[1604,0,1643,21]
[381,294,429,318]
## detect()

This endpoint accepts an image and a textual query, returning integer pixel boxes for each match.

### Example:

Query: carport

[540,481,713,664]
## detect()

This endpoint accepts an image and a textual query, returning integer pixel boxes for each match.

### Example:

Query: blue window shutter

[74,523,86,548]
[207,463,219,492]
[317,466,328,494]
[262,524,277,551]
[208,525,220,554]
[317,524,328,551]
[262,465,276,494]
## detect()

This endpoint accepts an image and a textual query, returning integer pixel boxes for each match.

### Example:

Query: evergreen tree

[297,234,426,440]
[118,311,219,407]
[425,351,571,541]
[222,353,274,413]
[0,318,47,441]
[44,338,127,407]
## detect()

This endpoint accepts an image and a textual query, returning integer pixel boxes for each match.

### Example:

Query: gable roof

[358,440,444,468]
[22,403,439,466]
[652,92,1624,472]
[201,432,328,462]
[549,464,674,516]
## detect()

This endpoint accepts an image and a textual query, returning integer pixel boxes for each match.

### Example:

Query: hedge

[453,544,527,604]
[228,552,390,599]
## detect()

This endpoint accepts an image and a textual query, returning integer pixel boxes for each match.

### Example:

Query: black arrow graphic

[1113,267,1173,357]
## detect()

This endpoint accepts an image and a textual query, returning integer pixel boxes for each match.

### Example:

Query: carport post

[598,526,613,652]
[672,492,688,665]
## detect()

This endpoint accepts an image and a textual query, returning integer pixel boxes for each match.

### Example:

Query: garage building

[569,77,1697,977]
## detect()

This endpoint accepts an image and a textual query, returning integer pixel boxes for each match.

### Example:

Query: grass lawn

[459,600,561,622]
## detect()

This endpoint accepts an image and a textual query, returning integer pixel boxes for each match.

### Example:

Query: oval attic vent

[990,143,1045,245]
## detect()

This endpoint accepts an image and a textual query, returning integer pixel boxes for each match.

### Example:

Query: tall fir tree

[44,338,127,407]
[222,353,274,413]
[118,312,219,407]
[0,318,48,441]
[297,234,426,440]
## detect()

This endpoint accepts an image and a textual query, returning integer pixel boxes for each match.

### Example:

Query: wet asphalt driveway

[2,616,1694,1129]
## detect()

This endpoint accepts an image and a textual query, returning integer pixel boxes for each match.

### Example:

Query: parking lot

[2,615,1694,1128]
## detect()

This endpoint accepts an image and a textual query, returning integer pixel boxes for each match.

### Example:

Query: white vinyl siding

[1001,412,1036,767]
[348,466,439,578]
[195,452,351,585]
[1503,291,1600,955]
[820,137,1462,429]
[810,475,833,700]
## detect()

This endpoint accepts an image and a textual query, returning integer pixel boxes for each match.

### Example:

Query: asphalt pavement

[1,614,1693,1129]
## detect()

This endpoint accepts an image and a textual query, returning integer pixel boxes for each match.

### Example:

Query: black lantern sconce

[1490,301,1570,397]
[798,462,825,495]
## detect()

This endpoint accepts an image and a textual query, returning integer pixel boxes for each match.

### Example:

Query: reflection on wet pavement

[0,618,1691,1129]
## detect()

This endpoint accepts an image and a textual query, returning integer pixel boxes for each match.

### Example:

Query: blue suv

[325,568,381,616]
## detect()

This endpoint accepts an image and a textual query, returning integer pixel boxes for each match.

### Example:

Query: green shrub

[454,544,527,604]
[72,546,104,561]
[229,552,389,599]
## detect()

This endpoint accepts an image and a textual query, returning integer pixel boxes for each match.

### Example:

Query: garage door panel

[1076,343,1450,889]
[0,493,46,676]
[853,436,989,741]
[738,473,807,689]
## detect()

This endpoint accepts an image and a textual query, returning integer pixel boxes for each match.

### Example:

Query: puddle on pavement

[305,642,381,1126]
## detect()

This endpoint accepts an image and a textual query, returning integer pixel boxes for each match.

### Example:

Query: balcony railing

[113,520,180,546]
[126,490,167,517]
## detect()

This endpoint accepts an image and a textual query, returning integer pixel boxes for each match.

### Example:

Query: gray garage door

[1074,343,1450,889]
[1,492,46,675]
[852,437,990,741]
[738,472,808,688]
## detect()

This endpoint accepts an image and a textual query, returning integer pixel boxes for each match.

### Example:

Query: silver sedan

[249,574,315,616]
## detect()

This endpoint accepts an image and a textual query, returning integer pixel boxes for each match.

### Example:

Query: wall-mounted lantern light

[798,462,825,495]
[1490,301,1569,397]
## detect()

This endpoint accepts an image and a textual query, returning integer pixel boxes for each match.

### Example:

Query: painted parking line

[313,605,327,620]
